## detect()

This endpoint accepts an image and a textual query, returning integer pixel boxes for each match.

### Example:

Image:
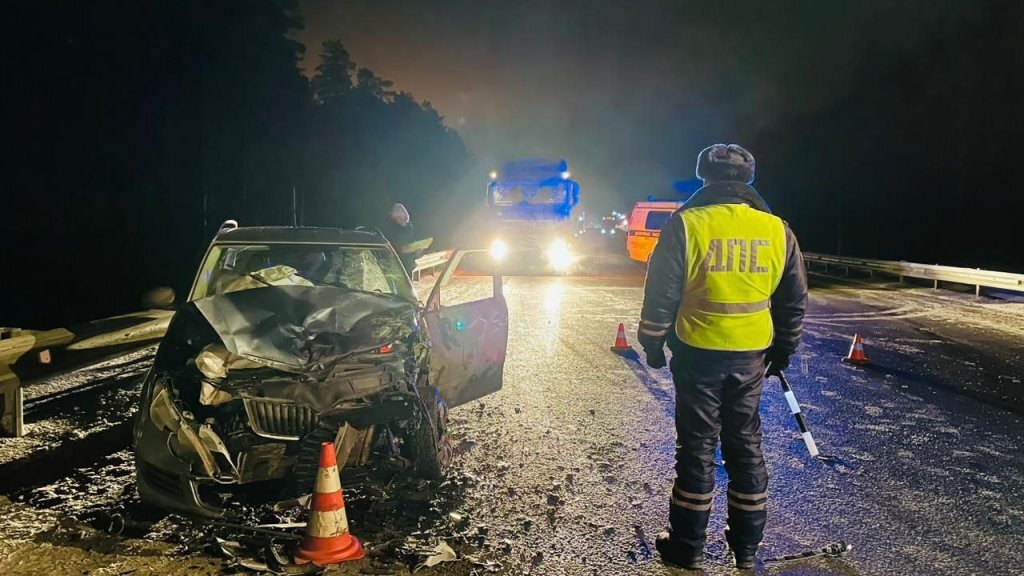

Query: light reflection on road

[543,280,564,315]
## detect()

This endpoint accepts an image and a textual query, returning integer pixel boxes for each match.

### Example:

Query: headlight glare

[546,239,574,271]
[490,239,510,261]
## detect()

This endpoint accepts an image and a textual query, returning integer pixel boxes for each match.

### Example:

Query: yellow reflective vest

[675,204,786,351]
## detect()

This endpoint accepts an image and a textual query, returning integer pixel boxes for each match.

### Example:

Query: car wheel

[405,386,451,480]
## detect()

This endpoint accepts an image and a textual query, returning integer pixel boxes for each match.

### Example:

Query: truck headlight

[490,239,509,261]
[546,239,574,271]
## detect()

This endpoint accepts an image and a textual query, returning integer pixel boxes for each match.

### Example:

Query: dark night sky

[4,0,1022,329]
[296,1,988,214]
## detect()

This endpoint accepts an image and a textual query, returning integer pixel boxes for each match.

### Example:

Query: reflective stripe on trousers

[669,353,768,554]
[728,488,768,512]
[671,485,714,512]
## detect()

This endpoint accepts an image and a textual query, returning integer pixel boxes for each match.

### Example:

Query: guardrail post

[933,279,939,290]
[975,284,982,297]
[0,380,24,437]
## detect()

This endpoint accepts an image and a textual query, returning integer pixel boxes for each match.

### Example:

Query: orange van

[626,201,684,263]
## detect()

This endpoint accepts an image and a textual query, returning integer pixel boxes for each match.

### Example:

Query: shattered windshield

[191,243,415,301]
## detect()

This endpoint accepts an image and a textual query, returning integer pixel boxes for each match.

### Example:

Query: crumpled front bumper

[135,378,254,517]
[133,369,421,517]
[135,406,225,517]
[136,460,220,518]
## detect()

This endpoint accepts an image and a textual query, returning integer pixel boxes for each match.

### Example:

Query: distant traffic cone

[294,442,365,565]
[610,323,634,355]
[842,334,870,365]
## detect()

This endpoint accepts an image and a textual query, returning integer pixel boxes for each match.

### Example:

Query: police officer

[639,144,807,569]
[382,203,418,272]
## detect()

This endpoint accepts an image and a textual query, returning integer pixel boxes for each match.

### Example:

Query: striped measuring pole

[770,368,820,458]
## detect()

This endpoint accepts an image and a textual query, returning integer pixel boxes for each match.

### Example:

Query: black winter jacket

[640,181,808,361]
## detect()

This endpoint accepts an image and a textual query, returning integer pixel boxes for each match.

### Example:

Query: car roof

[632,201,685,210]
[214,226,390,246]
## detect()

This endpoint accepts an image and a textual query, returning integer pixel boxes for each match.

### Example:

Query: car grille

[242,398,318,440]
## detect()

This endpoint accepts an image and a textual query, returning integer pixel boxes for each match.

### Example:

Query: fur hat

[389,203,410,226]
[695,144,755,184]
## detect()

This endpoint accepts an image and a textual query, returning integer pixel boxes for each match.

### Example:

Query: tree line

[7,1,468,327]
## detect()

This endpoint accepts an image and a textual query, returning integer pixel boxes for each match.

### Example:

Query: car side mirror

[142,286,176,310]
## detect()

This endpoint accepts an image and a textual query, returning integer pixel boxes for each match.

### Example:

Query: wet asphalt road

[1,265,1023,575]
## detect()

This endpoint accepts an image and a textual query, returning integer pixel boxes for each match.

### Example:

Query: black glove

[765,348,791,375]
[645,346,667,369]
[638,332,668,369]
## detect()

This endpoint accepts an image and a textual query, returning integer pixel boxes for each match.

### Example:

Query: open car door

[424,250,508,408]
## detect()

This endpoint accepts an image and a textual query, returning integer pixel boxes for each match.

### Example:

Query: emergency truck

[485,159,580,272]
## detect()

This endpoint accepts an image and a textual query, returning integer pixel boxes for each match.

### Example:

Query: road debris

[413,541,457,572]
[216,535,330,575]
[763,541,853,564]
[274,495,312,512]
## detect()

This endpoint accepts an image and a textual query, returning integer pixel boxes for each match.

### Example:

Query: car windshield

[490,183,570,206]
[191,243,415,301]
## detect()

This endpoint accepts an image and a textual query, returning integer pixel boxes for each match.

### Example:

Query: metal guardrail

[803,252,1024,296]
[0,310,173,437]
[411,250,452,281]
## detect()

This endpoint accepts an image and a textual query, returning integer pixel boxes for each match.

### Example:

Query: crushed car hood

[191,286,417,371]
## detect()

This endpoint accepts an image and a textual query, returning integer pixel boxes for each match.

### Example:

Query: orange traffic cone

[842,334,870,365]
[294,442,365,565]
[610,323,633,355]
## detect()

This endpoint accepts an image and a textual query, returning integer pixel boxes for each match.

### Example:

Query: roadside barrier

[412,250,452,281]
[0,310,171,437]
[803,252,1024,296]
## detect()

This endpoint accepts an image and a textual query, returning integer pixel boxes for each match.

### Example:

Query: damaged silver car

[133,225,507,517]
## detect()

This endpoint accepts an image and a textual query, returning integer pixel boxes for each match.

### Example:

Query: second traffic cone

[294,442,365,565]
[842,334,870,365]
[611,323,633,355]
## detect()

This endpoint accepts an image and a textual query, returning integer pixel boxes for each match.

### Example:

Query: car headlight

[490,239,510,261]
[546,239,574,271]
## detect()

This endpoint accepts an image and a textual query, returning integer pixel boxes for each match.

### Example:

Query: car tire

[405,386,452,480]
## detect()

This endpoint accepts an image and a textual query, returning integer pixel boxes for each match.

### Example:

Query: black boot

[725,529,757,569]
[733,552,756,570]
[655,531,703,570]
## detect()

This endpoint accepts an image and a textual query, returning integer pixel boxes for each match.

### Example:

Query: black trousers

[668,351,768,556]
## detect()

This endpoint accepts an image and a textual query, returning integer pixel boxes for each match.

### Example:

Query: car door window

[423,250,508,407]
